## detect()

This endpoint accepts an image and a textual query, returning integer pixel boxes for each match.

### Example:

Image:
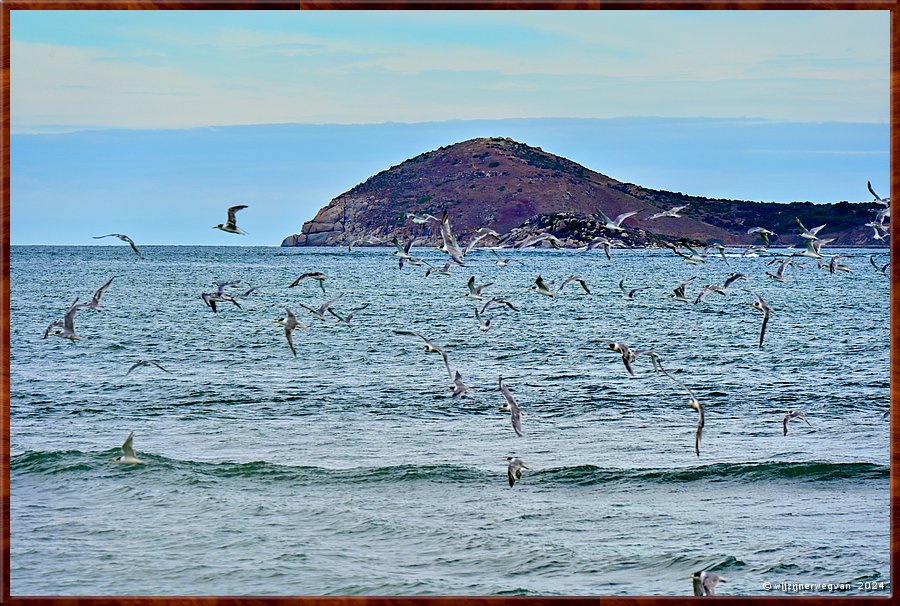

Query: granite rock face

[282,137,882,248]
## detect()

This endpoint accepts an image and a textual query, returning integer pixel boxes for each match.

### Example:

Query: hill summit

[282,137,878,248]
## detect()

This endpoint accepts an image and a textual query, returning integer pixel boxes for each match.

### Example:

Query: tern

[513,233,563,249]
[474,307,492,331]
[391,237,424,269]
[275,307,306,356]
[783,410,812,436]
[648,205,686,220]
[585,237,613,260]
[394,330,455,383]
[869,255,889,274]
[79,276,115,311]
[111,431,146,465]
[201,280,242,313]
[490,249,519,267]
[481,297,519,314]
[506,457,530,487]
[297,293,344,321]
[694,284,726,304]
[747,227,776,246]
[557,275,591,295]
[597,208,640,232]
[651,357,704,457]
[213,205,248,234]
[868,181,890,206]
[722,272,748,290]
[125,359,172,376]
[499,375,524,436]
[93,234,143,258]
[466,276,493,300]
[438,210,466,265]
[794,216,826,241]
[607,342,657,377]
[45,298,83,340]
[747,290,773,347]
[289,272,327,293]
[619,279,648,301]
[327,303,370,326]
[464,228,501,254]
[668,277,696,302]
[424,261,453,277]
[529,276,555,297]
[451,371,470,399]
[691,571,726,596]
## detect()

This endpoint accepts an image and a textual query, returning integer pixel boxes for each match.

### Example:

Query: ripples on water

[9,245,890,595]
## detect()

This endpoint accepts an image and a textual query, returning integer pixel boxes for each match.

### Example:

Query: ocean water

[9,245,891,596]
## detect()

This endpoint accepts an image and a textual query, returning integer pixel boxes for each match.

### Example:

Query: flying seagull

[619,279,648,301]
[297,293,344,321]
[289,272,327,293]
[651,356,705,457]
[474,307,492,331]
[125,359,172,376]
[93,234,142,258]
[465,276,493,300]
[481,297,519,314]
[451,371,470,399]
[648,205,686,220]
[111,431,146,465]
[868,181,890,206]
[529,276,555,297]
[275,307,306,357]
[557,275,591,295]
[506,456,530,487]
[691,571,726,596]
[794,216,826,241]
[694,284,726,304]
[597,208,640,232]
[438,209,466,265]
[606,342,657,377]
[747,226,776,246]
[201,280,243,313]
[45,297,83,340]
[783,410,812,436]
[79,276,116,312]
[394,330,455,383]
[747,290,773,347]
[328,303,370,326]
[499,375,524,436]
[668,277,696,302]
[213,205,248,234]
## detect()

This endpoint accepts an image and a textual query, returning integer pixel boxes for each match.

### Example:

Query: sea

[8,245,891,596]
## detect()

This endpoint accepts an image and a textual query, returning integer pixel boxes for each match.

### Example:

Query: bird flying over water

[481,297,519,314]
[648,205,686,220]
[452,371,470,399]
[289,272,327,293]
[79,276,115,312]
[693,284,726,304]
[529,276,555,297]
[45,297,83,340]
[201,280,242,313]
[506,456,530,487]
[747,226,775,246]
[668,277,696,302]
[328,303,370,326]
[394,330,455,384]
[597,208,640,232]
[747,290,773,347]
[466,276,493,300]
[111,431,146,465]
[276,307,306,356]
[691,571,726,596]
[297,293,344,321]
[125,359,172,376]
[607,342,657,377]
[213,205,248,234]
[93,234,142,258]
[499,375,524,437]
[783,410,812,436]
[557,275,591,295]
[619,279,648,301]
[794,217,826,241]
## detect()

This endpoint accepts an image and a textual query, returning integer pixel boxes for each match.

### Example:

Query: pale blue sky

[11,10,889,130]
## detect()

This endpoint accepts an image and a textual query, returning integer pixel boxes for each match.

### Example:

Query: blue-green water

[9,245,891,596]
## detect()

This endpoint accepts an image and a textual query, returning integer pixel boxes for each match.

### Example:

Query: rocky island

[282,137,882,249]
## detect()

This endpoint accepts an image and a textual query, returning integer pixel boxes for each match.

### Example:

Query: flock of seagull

[42,186,891,595]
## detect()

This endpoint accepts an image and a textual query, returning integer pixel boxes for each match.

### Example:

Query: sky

[11,10,889,130]
[8,10,891,245]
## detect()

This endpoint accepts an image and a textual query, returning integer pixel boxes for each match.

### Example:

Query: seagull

[597,208,640,232]
[765,257,793,283]
[783,410,812,436]
[869,255,890,274]
[585,237,612,260]
[619,279,648,301]
[747,290,773,347]
[691,571,726,596]
[665,241,707,265]
[722,272,748,290]
[506,456,530,487]
[424,261,453,277]
[474,307,492,331]
[213,205,248,234]
[408,212,439,225]
[794,216,826,241]
[451,371,470,399]
[125,359,172,376]
[201,280,242,313]
[821,255,851,274]
[111,431,146,465]
[394,330,454,383]
[513,232,563,249]
[793,237,834,259]
[867,221,888,241]
[481,297,519,314]
[528,276,555,297]
[694,284,726,304]
[490,249,519,267]
[464,228,501,254]
[45,298,83,340]
[93,234,143,258]
[606,342,657,377]
[668,277,696,302]
[466,276,493,300]
[557,275,591,295]
[234,285,260,299]
[328,303,370,326]
[868,181,890,207]
[499,375,524,437]
[276,307,306,357]
[289,272,327,293]
[297,293,344,321]
[438,209,466,265]
[648,205,687,220]
[747,226,776,246]
[391,236,424,269]
[79,276,115,311]
[651,357,704,457]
